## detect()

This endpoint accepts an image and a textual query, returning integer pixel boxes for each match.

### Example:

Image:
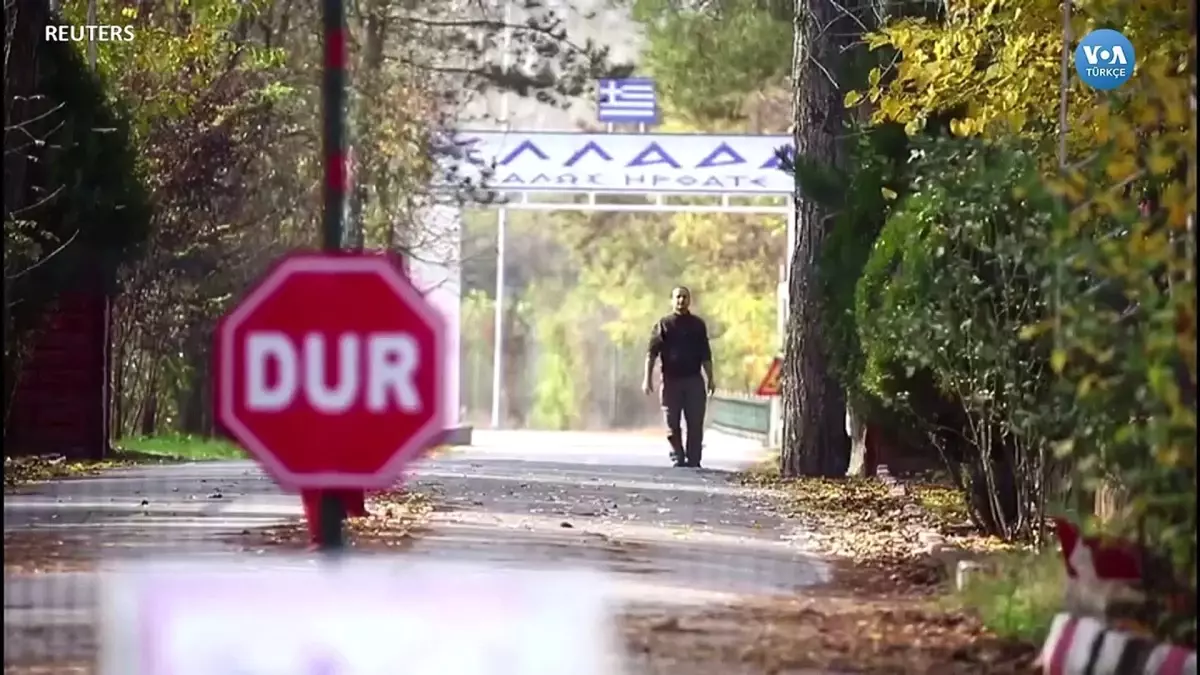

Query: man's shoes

[686,462,702,469]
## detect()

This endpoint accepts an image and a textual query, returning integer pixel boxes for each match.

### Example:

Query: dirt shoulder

[622,593,1034,675]
[618,470,1041,674]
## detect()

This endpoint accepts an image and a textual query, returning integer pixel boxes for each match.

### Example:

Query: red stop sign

[214,252,446,491]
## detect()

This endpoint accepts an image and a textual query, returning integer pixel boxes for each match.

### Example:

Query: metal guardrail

[709,391,771,442]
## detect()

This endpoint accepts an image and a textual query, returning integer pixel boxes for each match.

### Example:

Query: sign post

[757,355,784,448]
[318,0,349,551]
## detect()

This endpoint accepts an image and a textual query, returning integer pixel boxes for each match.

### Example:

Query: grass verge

[4,454,142,490]
[4,434,247,490]
[9,432,433,503]
[952,549,1066,645]
[6,434,452,490]
[623,596,1038,674]
[116,433,246,460]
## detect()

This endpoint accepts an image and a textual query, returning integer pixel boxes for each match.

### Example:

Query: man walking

[643,286,715,468]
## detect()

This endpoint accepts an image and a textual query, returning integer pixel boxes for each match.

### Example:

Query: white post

[489,0,513,429]
[770,195,796,448]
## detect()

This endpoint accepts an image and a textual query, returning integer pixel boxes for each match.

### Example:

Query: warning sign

[755,357,782,396]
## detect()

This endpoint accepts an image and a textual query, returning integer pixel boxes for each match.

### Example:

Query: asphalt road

[4,429,828,668]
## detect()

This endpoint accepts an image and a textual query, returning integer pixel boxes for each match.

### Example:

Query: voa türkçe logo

[1074,29,1135,91]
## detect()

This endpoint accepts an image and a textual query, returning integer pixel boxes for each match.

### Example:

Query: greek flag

[597,78,659,124]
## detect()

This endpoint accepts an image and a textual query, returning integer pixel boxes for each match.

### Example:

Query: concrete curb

[441,425,474,447]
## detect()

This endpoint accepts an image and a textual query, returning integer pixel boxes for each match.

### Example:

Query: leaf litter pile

[743,472,1021,595]
[3,454,155,491]
[620,471,1039,674]
[233,489,434,551]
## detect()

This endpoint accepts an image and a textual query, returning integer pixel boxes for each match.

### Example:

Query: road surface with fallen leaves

[3,429,851,673]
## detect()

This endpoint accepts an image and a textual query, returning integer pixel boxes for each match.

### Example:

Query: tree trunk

[349,0,388,250]
[780,0,852,477]
[178,332,210,436]
[139,389,158,437]
[844,404,870,476]
[1093,477,1130,526]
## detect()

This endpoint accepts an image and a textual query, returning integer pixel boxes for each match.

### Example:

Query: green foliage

[858,138,1058,400]
[956,551,1067,644]
[4,10,151,412]
[855,138,1070,540]
[1042,22,1194,593]
[788,125,909,413]
[118,434,246,461]
[61,0,287,137]
[9,31,151,290]
[530,314,584,430]
[632,0,792,122]
[839,0,1195,639]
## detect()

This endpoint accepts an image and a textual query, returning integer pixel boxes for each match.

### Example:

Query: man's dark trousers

[661,374,707,466]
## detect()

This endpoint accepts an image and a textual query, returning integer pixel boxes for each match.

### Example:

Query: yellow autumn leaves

[846,0,1196,486]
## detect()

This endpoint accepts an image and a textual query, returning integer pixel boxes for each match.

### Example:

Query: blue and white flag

[597,78,659,124]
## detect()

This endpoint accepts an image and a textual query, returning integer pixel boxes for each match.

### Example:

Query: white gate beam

[495,201,790,215]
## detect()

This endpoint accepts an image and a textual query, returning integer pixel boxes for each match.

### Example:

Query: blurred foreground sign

[213,253,447,490]
[100,558,624,675]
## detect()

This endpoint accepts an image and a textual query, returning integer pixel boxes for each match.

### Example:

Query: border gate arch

[428,129,796,445]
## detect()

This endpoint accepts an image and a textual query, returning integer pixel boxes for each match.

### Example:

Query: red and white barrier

[1039,613,1196,675]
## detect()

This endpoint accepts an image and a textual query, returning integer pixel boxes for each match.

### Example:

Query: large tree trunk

[780,0,852,477]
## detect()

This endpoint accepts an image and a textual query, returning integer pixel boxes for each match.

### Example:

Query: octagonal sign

[214,252,446,491]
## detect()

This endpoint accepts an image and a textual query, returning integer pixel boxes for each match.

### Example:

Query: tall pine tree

[779,0,861,476]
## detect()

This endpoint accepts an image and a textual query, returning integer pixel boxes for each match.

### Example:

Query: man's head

[671,286,692,314]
